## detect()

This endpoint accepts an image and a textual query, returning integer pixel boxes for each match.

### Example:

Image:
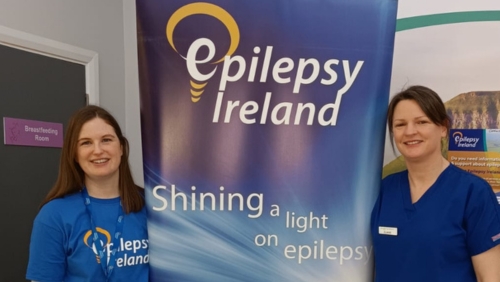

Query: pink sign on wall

[3,117,63,148]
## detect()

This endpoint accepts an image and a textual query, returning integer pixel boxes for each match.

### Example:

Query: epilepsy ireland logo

[165,2,364,126]
[453,131,480,148]
[83,227,149,267]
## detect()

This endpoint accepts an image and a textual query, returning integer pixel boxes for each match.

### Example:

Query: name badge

[379,226,398,236]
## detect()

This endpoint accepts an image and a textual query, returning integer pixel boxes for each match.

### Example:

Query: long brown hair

[41,105,144,213]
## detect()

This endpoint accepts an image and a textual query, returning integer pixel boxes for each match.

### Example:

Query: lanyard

[81,187,125,280]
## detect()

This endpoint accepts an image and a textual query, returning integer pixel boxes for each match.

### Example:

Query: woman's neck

[406,154,449,202]
[84,177,120,199]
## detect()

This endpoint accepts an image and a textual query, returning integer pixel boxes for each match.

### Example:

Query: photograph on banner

[383,0,500,193]
[136,0,397,281]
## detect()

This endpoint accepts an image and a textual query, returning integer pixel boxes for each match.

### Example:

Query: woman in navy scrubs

[371,85,500,282]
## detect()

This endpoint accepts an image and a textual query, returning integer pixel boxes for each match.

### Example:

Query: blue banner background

[137,0,397,281]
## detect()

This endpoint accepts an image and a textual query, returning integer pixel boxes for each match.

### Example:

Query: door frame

[0,25,99,105]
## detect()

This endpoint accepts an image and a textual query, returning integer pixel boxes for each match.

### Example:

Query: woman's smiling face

[392,99,447,163]
[76,117,123,183]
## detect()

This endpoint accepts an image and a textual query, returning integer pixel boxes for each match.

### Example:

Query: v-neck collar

[400,164,452,214]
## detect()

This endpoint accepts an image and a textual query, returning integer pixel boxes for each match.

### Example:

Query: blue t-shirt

[371,164,500,282]
[27,192,149,282]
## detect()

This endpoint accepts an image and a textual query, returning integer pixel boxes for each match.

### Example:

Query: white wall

[0,0,144,185]
[123,0,143,186]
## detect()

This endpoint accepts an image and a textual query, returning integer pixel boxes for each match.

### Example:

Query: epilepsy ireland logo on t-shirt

[83,227,149,267]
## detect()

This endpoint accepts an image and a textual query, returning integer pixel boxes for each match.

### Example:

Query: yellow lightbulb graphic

[83,227,111,248]
[452,131,463,144]
[83,228,111,264]
[166,2,240,102]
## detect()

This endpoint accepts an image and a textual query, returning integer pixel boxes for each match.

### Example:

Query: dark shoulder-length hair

[387,85,451,149]
[41,105,144,213]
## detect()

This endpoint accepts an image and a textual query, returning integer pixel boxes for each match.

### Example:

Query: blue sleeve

[26,210,66,282]
[465,179,500,256]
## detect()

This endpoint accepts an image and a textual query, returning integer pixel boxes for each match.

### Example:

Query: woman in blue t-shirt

[371,85,500,281]
[27,105,149,282]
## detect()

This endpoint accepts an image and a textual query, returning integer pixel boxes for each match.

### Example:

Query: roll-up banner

[136,1,397,281]
[383,1,500,197]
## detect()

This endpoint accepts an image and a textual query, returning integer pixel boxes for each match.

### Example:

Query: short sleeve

[465,179,500,256]
[26,211,66,282]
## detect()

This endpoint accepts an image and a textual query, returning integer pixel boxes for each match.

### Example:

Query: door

[0,43,86,282]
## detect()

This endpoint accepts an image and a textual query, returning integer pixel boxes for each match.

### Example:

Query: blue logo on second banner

[449,129,484,151]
